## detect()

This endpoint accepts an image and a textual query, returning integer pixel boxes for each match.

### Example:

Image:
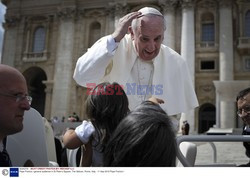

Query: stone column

[159,0,177,49]
[237,0,243,37]
[43,16,52,55]
[1,16,20,66]
[219,0,233,81]
[180,0,196,133]
[106,5,115,34]
[218,0,235,128]
[51,7,76,118]
[76,85,87,120]
[42,80,54,121]
[24,23,30,54]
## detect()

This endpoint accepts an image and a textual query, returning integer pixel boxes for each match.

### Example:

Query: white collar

[244,125,250,132]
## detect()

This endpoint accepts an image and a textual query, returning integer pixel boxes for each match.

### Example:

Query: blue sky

[0,2,6,61]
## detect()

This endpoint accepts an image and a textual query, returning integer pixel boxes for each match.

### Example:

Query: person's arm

[63,129,83,149]
[63,121,95,149]
[73,35,117,87]
[73,11,141,87]
[80,139,93,167]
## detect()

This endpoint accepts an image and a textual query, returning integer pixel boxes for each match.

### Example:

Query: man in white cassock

[73,7,199,126]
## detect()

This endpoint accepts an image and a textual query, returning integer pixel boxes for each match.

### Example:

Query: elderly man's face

[237,92,250,126]
[0,73,30,138]
[130,16,164,61]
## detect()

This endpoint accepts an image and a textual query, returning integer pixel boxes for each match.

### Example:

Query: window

[200,60,215,70]
[22,17,50,62]
[245,10,250,37]
[88,22,101,47]
[201,12,215,42]
[32,27,46,53]
[202,23,214,41]
[199,58,216,72]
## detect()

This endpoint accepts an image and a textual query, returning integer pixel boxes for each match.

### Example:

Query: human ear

[128,26,135,40]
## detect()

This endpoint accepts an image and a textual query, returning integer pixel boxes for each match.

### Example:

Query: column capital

[197,0,217,9]
[3,15,21,29]
[57,7,77,20]
[158,0,178,12]
[219,0,233,8]
[75,9,85,19]
[83,9,106,18]
[108,2,129,17]
[42,80,54,93]
[117,3,129,16]
[181,0,195,9]
[105,5,115,18]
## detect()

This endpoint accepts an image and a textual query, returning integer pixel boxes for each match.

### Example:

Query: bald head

[0,64,26,91]
[0,64,30,140]
[0,64,24,78]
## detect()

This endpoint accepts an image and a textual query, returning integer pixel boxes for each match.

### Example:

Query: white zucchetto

[138,7,163,17]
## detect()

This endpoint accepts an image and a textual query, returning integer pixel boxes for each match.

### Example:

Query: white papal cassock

[74,34,199,116]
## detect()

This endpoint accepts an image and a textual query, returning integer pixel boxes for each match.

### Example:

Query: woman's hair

[85,82,129,150]
[104,101,177,167]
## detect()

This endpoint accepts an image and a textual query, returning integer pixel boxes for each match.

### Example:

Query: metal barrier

[176,135,250,167]
[208,142,217,163]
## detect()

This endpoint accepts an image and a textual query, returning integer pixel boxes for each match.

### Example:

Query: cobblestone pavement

[195,142,250,166]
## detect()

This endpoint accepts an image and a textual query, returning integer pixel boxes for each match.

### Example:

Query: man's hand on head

[112,11,141,42]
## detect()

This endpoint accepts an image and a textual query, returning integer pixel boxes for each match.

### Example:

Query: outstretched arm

[74,11,141,87]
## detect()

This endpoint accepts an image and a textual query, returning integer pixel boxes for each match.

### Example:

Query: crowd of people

[1,6,249,167]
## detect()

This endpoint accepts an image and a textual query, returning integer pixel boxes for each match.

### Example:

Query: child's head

[85,82,129,147]
[104,101,177,167]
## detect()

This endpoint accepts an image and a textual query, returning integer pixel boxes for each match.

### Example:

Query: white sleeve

[75,120,95,144]
[73,35,119,87]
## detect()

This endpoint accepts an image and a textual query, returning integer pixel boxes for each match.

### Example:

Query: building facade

[1,0,250,133]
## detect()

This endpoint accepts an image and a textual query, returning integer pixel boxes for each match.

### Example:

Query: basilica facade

[1,0,250,133]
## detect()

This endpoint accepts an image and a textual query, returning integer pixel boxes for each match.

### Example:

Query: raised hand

[148,96,165,105]
[112,11,141,42]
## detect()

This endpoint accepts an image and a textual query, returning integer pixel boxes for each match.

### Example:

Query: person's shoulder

[243,126,250,135]
[161,44,180,56]
[160,45,184,62]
